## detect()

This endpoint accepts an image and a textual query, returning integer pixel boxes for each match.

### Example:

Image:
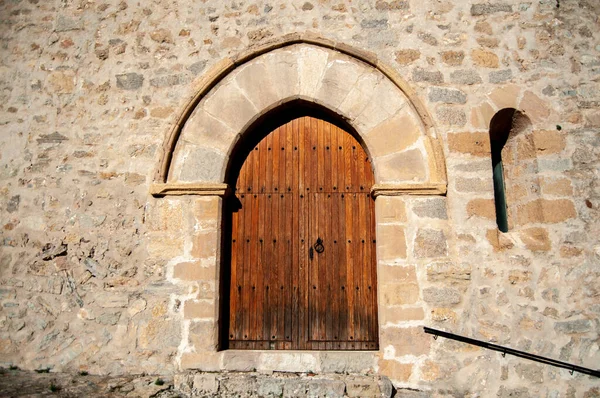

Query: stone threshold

[175,371,393,398]
[194,350,379,374]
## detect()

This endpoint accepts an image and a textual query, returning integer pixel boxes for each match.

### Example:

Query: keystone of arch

[152,33,447,197]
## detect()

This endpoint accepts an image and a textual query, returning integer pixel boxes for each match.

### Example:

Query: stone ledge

[150,183,230,197]
[372,183,447,197]
[174,371,393,398]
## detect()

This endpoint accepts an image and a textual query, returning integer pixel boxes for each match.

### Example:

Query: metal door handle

[314,238,324,253]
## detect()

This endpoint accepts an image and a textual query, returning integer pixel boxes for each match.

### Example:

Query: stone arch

[151,34,447,196]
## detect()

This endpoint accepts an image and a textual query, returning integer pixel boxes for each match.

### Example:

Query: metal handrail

[423,327,600,378]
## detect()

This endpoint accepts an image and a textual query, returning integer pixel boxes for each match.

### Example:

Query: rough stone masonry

[0,0,599,397]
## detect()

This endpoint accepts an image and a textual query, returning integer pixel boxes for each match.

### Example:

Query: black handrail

[423,327,600,378]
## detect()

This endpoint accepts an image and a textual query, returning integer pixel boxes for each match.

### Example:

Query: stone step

[174,371,393,398]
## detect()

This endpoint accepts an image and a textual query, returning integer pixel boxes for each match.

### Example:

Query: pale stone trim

[371,183,447,197]
[150,183,230,197]
[154,32,446,187]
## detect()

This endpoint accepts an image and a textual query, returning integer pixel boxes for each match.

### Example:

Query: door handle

[314,237,324,253]
[309,246,314,260]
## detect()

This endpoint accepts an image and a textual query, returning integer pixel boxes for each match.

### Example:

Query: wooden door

[228,115,378,350]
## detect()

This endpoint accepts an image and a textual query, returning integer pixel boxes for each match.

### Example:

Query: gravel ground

[0,368,180,397]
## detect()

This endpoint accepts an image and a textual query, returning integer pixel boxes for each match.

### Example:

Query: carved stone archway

[151,34,448,379]
[152,34,446,196]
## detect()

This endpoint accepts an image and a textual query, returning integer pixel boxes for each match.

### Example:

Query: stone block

[220,375,258,395]
[413,229,448,258]
[147,235,184,258]
[261,49,300,100]
[283,380,308,397]
[308,380,346,397]
[519,228,550,252]
[55,15,84,31]
[365,109,420,157]
[411,198,448,219]
[471,3,512,15]
[315,57,368,110]
[488,84,520,110]
[423,287,461,306]
[47,70,76,94]
[466,198,496,220]
[150,74,188,88]
[440,50,464,66]
[435,106,466,127]
[470,101,495,129]
[489,69,512,84]
[540,177,572,196]
[450,69,482,85]
[532,130,565,154]
[184,299,214,319]
[320,352,375,373]
[173,262,216,281]
[138,317,180,349]
[471,49,499,68]
[173,374,192,395]
[455,177,492,193]
[381,307,425,323]
[554,319,592,334]
[380,326,431,355]
[193,197,220,224]
[191,230,218,259]
[116,73,144,90]
[412,67,444,83]
[259,352,319,373]
[235,61,280,110]
[180,351,221,372]
[203,80,258,132]
[192,374,218,394]
[382,283,420,305]
[430,308,457,323]
[180,108,237,154]
[375,196,407,223]
[346,379,380,397]
[375,149,427,183]
[258,378,284,397]
[149,28,173,43]
[355,78,407,132]
[189,320,218,351]
[148,200,183,232]
[447,132,491,156]
[298,45,331,98]
[378,360,412,382]
[428,87,467,104]
[338,70,382,119]
[222,350,260,371]
[376,224,407,261]
[517,199,576,224]
[379,265,416,282]
[520,91,551,123]
[395,49,420,65]
[178,145,226,182]
[426,262,471,284]
[508,270,531,284]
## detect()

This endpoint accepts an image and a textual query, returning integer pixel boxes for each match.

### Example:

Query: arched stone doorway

[223,103,379,350]
[150,35,447,377]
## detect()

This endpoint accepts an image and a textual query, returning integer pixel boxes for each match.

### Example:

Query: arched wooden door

[228,115,378,350]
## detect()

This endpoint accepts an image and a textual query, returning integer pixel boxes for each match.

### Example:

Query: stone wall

[0,0,599,396]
